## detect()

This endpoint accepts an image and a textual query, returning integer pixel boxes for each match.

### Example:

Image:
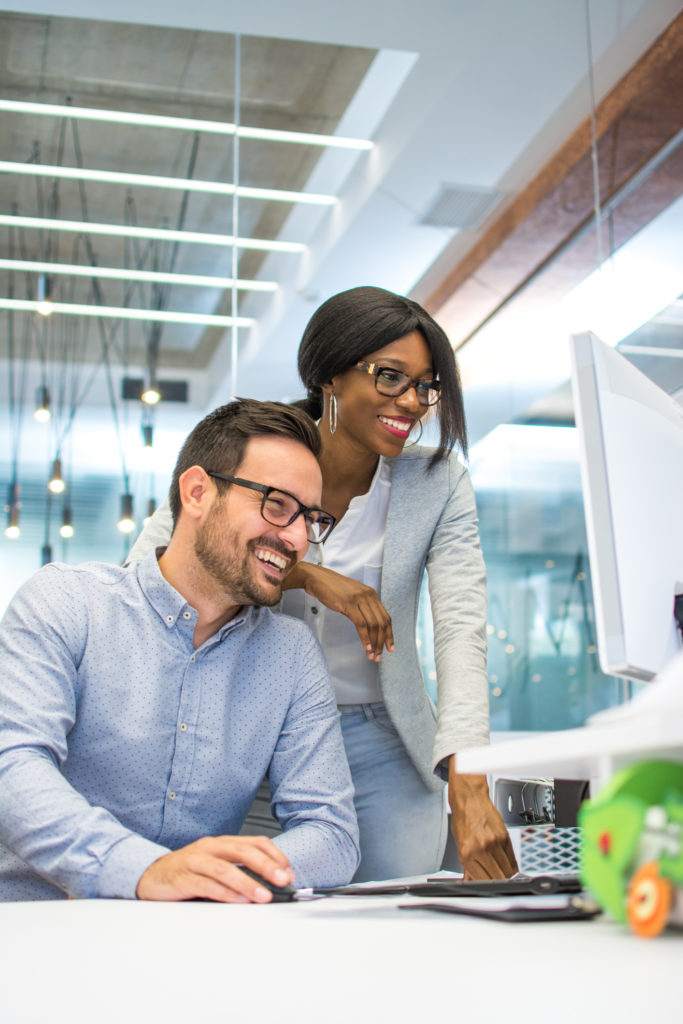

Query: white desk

[1,892,681,1023]
[458,714,683,791]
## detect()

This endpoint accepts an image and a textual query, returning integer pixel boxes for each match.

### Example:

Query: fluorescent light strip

[0,214,305,253]
[0,161,337,206]
[0,297,253,328]
[0,258,278,292]
[0,99,373,151]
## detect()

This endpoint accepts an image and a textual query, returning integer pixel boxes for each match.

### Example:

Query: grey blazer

[125,445,490,792]
[380,446,489,791]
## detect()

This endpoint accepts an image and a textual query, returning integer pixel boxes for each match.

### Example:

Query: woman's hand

[448,761,518,879]
[284,562,394,661]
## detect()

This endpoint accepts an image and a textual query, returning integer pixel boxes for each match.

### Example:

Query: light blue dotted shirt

[0,552,359,900]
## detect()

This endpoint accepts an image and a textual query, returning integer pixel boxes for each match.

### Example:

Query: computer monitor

[569,331,683,682]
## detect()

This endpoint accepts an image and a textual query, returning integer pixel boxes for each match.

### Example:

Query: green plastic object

[579,760,683,927]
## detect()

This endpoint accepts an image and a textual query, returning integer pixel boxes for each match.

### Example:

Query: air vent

[420,184,504,230]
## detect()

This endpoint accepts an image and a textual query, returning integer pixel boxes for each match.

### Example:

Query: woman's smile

[377,414,416,438]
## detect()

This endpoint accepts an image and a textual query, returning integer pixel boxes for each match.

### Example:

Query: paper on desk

[403,894,576,912]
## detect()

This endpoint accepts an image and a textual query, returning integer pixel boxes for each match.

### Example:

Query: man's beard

[193,500,293,607]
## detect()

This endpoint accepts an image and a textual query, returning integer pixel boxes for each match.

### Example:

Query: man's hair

[169,397,321,525]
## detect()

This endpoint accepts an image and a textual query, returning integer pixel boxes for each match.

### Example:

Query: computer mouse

[240,866,298,902]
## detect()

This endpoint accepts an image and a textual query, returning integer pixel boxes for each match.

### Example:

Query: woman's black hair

[296,285,467,465]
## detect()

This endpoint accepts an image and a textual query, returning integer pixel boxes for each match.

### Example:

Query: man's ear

[177,466,214,522]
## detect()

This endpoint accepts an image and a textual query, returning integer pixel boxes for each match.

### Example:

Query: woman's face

[327,330,434,457]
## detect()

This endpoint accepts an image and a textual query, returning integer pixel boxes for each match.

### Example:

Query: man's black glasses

[353,361,441,406]
[207,473,336,544]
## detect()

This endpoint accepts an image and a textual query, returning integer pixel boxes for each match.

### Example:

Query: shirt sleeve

[265,626,360,888]
[0,567,170,899]
[124,494,173,564]
[427,459,490,771]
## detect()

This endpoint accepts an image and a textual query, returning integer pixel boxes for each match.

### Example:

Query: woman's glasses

[353,361,441,406]
[207,472,336,544]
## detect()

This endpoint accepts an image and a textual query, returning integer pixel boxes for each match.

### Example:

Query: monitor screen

[570,331,683,682]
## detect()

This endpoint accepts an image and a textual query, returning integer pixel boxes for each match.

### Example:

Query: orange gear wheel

[626,862,673,938]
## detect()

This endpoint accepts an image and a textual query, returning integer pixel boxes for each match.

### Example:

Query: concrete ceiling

[0,0,682,566]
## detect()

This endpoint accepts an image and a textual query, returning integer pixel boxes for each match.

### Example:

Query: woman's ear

[321,380,335,397]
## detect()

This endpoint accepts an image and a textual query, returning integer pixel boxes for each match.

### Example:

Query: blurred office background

[1,0,682,733]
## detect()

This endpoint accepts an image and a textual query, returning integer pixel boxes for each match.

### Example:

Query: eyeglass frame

[353,361,442,406]
[206,471,336,544]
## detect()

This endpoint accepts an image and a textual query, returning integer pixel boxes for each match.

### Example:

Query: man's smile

[252,544,292,578]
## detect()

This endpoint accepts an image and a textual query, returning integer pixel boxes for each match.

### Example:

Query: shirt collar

[346,455,389,513]
[135,548,256,638]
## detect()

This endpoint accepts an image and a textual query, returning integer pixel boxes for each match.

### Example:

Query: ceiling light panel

[0,161,337,206]
[0,215,305,253]
[0,19,378,389]
[0,258,278,292]
[0,297,254,328]
[0,99,373,151]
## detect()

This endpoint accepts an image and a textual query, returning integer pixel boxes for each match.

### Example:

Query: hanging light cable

[41,489,53,565]
[5,221,30,540]
[143,496,157,527]
[230,20,242,399]
[584,0,604,272]
[100,324,135,534]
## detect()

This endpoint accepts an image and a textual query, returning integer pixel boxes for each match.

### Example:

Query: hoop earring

[404,419,423,448]
[329,393,338,435]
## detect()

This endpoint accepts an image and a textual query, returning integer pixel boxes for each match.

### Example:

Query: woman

[128,286,516,881]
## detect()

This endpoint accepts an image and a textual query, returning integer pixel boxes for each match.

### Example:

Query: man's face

[194,435,322,607]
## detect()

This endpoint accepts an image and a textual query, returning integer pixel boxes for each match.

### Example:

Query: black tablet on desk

[399,896,600,923]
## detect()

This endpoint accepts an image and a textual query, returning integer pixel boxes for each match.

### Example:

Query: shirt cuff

[80,834,171,900]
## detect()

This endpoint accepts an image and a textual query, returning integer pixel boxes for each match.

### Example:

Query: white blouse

[280,457,391,705]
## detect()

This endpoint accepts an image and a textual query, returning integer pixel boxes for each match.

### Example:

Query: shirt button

[180,723,187,732]
[310,606,319,615]
[190,655,196,663]
[182,611,191,620]
[169,792,176,801]
[166,615,174,624]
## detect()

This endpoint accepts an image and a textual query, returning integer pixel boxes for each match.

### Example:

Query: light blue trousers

[242,701,447,883]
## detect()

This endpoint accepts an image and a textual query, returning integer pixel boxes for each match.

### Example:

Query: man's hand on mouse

[136,835,296,903]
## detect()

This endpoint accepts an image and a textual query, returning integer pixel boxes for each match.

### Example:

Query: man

[0,399,359,902]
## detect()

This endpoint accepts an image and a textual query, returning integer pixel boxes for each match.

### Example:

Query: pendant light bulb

[48,457,66,494]
[117,492,136,534]
[59,506,74,539]
[5,483,20,539]
[141,382,161,405]
[34,384,52,422]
